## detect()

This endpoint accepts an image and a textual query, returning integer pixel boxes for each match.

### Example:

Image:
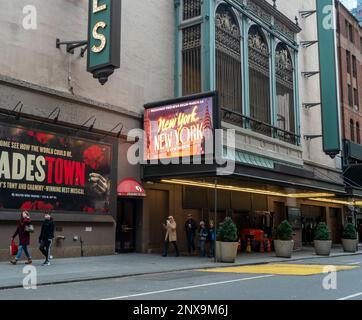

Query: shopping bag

[10,240,18,256]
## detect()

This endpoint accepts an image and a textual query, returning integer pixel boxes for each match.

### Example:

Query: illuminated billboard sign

[0,123,113,214]
[144,93,218,161]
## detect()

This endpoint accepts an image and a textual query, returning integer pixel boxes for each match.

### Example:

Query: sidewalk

[0,246,361,290]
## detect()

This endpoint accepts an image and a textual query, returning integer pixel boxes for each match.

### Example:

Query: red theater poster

[0,124,112,214]
[144,97,214,161]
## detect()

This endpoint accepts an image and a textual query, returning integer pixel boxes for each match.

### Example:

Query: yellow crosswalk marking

[200,264,358,276]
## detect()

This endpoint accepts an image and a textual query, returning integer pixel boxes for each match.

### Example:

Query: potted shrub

[274,220,294,258]
[217,217,239,263]
[314,222,332,256]
[342,223,358,253]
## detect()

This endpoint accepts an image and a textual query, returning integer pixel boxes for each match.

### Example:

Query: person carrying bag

[10,211,33,265]
[10,240,18,257]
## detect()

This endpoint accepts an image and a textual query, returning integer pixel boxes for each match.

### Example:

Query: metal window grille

[183,0,201,20]
[275,43,295,141]
[215,5,242,114]
[182,24,202,95]
[248,26,271,136]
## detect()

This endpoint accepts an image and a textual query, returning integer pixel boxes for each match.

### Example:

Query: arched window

[357,122,361,144]
[248,26,271,135]
[275,43,295,138]
[350,119,355,142]
[215,5,242,113]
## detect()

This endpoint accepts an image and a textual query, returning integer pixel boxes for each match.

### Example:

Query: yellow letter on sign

[93,0,107,14]
[92,22,107,53]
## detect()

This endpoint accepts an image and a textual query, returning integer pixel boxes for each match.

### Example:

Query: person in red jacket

[10,211,33,265]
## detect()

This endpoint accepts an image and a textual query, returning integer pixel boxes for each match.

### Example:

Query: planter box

[274,240,294,258]
[342,239,358,253]
[220,242,238,263]
[314,240,332,256]
[215,241,222,262]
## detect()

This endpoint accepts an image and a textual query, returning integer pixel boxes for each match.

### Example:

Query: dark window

[182,24,201,95]
[347,50,351,74]
[215,5,242,114]
[345,20,349,38]
[357,122,361,144]
[348,84,353,106]
[350,119,355,142]
[352,55,357,78]
[248,26,271,136]
[349,24,354,43]
[354,88,359,109]
[183,0,201,20]
[276,43,295,137]
[360,37,362,53]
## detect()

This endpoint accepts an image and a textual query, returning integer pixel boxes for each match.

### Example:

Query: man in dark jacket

[184,214,197,255]
[39,213,55,266]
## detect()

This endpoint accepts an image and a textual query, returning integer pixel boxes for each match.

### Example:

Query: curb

[1,252,361,291]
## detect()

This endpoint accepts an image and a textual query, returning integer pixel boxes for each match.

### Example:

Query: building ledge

[0,74,142,121]
[0,212,116,223]
[222,121,303,167]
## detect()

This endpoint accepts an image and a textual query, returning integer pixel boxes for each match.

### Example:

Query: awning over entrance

[344,164,362,188]
[117,178,146,197]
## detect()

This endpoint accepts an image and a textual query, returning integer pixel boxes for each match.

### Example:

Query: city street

[0,255,361,300]
[1,0,362,307]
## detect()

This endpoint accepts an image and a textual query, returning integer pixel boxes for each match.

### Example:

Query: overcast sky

[340,0,357,9]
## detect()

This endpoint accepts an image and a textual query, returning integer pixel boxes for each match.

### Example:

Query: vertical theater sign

[88,0,121,84]
[316,0,341,157]
[57,0,121,84]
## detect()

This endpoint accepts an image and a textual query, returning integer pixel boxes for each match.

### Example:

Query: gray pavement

[0,254,361,300]
[0,246,361,290]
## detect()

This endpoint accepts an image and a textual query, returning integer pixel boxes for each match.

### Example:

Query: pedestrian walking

[162,216,180,257]
[207,220,216,258]
[184,213,197,255]
[199,221,208,257]
[10,211,33,265]
[39,212,55,266]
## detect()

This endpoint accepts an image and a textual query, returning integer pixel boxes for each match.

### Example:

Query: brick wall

[337,3,362,143]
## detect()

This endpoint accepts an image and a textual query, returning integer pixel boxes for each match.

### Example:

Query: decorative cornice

[247,0,302,34]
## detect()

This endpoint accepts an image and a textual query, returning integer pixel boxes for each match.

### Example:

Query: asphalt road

[0,255,361,300]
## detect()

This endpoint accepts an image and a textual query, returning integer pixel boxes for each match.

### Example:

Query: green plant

[217,217,238,242]
[314,222,331,241]
[342,223,357,240]
[277,220,293,240]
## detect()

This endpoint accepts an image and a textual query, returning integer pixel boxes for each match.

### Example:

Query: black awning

[344,164,362,188]
[143,162,346,194]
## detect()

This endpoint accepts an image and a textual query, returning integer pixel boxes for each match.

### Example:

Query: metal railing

[221,108,300,145]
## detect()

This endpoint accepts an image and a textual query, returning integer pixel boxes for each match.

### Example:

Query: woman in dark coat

[10,211,33,265]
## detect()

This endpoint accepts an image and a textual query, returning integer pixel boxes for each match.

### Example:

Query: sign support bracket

[302,71,320,78]
[303,102,321,109]
[56,38,88,57]
[299,10,316,18]
[304,134,323,141]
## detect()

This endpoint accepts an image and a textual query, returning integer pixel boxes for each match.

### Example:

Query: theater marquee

[144,93,218,161]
